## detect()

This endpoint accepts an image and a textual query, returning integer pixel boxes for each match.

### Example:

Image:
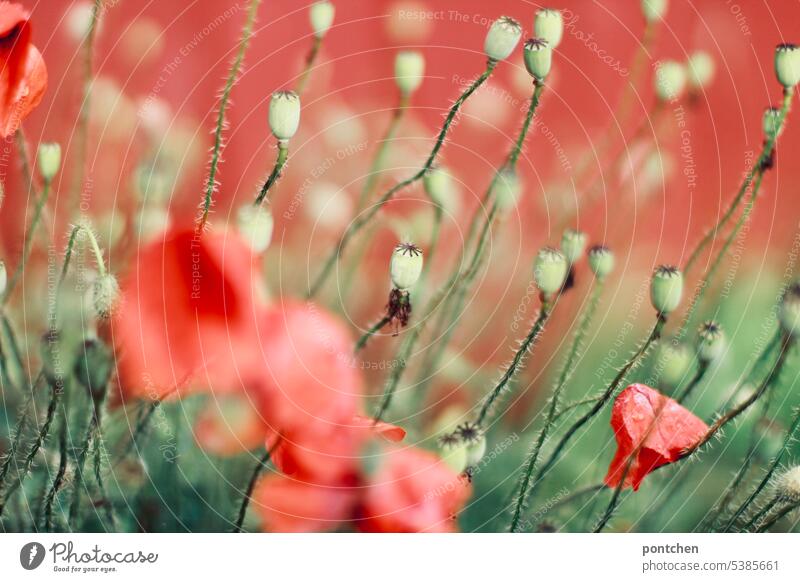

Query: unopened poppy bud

[534,9,563,49]
[74,337,114,402]
[268,90,301,142]
[534,247,568,296]
[237,204,274,253]
[37,143,61,182]
[657,342,693,389]
[588,245,615,279]
[779,282,800,336]
[775,466,800,503]
[93,273,120,319]
[456,422,486,468]
[763,107,784,140]
[641,0,668,23]
[655,60,687,102]
[424,165,454,206]
[561,229,587,264]
[495,169,520,210]
[523,38,552,81]
[484,16,522,62]
[394,50,425,95]
[309,1,335,38]
[697,321,725,363]
[650,265,683,315]
[775,44,800,88]
[0,260,6,296]
[687,51,715,90]
[390,242,423,290]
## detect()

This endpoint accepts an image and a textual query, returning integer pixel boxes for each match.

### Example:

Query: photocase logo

[20,542,46,570]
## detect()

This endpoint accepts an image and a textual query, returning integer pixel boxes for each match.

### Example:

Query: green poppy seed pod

[456,422,486,468]
[93,273,120,319]
[775,44,800,88]
[309,1,335,38]
[779,282,800,336]
[697,321,725,363]
[763,107,784,140]
[641,0,668,23]
[534,9,563,49]
[74,337,114,402]
[588,245,615,279]
[484,16,522,62]
[534,247,569,296]
[394,50,425,95]
[776,466,800,503]
[237,204,274,253]
[423,165,454,206]
[654,60,687,102]
[650,265,683,315]
[390,242,423,290]
[495,169,521,210]
[0,260,6,296]
[657,342,693,389]
[37,142,61,182]
[439,433,468,474]
[523,38,552,81]
[560,229,588,264]
[268,90,301,142]
[687,51,715,90]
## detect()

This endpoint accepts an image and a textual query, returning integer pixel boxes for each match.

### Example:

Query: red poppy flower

[604,384,709,491]
[359,446,471,533]
[0,2,47,137]
[115,227,263,400]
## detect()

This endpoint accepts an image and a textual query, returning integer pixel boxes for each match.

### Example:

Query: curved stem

[232,441,277,532]
[354,316,392,353]
[254,143,289,206]
[0,392,34,495]
[295,35,322,96]
[39,397,70,532]
[4,180,51,305]
[675,361,709,404]
[756,500,800,532]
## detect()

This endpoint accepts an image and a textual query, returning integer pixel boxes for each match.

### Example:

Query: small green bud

[37,143,62,182]
[309,1,335,38]
[495,169,520,210]
[697,321,725,363]
[268,90,301,142]
[657,341,693,389]
[775,466,800,503]
[763,107,784,140]
[237,204,274,253]
[423,165,454,207]
[484,16,522,62]
[560,229,587,264]
[650,265,683,315]
[654,60,687,102]
[588,245,615,279]
[390,242,423,290]
[93,273,120,319]
[779,282,800,336]
[74,337,114,402]
[0,260,6,296]
[523,38,552,81]
[394,50,425,95]
[775,43,800,88]
[534,8,563,49]
[687,50,715,90]
[641,0,668,23]
[534,246,568,296]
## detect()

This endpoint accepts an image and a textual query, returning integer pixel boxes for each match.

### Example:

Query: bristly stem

[254,143,289,206]
[509,280,606,532]
[755,500,800,532]
[232,441,278,532]
[197,0,262,232]
[683,88,793,279]
[0,392,34,497]
[39,396,70,532]
[306,59,497,299]
[475,298,554,427]
[296,35,323,96]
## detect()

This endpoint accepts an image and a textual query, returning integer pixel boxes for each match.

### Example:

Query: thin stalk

[742,495,780,532]
[756,500,800,532]
[254,143,289,206]
[509,280,606,532]
[354,316,391,353]
[0,392,34,494]
[198,0,262,231]
[306,60,497,299]
[232,441,277,532]
[115,399,160,466]
[295,35,322,96]
[39,398,69,531]
[675,361,709,404]
[67,401,104,527]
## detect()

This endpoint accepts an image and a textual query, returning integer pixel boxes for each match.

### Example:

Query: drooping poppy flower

[604,384,709,491]
[359,446,471,533]
[114,227,264,400]
[0,2,47,137]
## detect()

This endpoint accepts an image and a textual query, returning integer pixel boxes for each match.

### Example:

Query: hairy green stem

[254,143,289,206]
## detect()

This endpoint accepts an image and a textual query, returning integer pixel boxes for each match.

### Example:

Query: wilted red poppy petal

[604,384,708,491]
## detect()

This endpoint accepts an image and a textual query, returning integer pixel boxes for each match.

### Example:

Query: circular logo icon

[19,542,46,570]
